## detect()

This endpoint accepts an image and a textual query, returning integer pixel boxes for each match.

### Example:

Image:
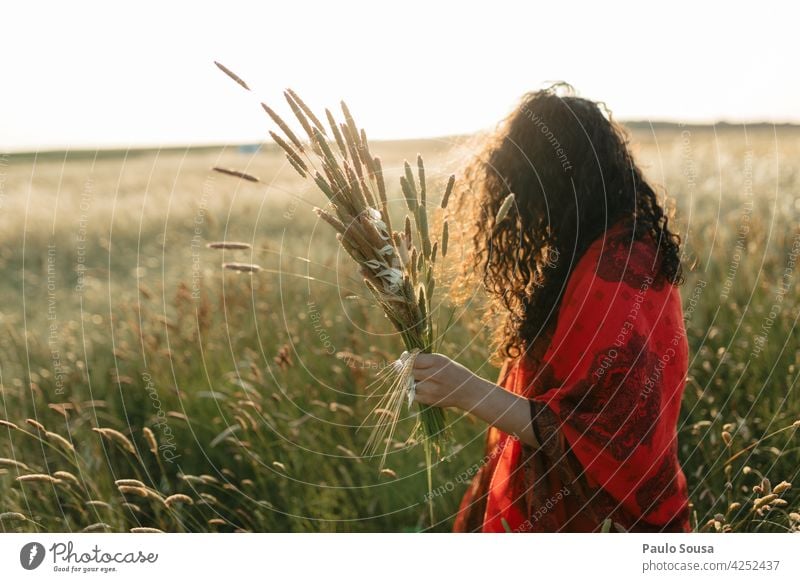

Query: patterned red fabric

[453,219,691,532]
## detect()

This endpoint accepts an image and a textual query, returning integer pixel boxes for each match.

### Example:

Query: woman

[411,84,691,532]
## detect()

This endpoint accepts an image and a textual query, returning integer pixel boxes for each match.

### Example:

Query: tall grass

[0,126,798,532]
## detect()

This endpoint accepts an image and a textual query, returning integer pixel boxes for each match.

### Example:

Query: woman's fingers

[412,366,442,383]
[413,353,438,369]
[412,380,441,406]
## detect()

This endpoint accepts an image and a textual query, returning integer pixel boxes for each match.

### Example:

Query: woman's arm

[412,353,539,447]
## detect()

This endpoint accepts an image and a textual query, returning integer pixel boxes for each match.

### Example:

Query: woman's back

[453,219,690,532]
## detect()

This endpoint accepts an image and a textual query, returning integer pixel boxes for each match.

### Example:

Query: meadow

[1,124,799,532]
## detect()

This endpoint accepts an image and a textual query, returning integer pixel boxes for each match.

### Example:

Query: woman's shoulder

[580,218,668,291]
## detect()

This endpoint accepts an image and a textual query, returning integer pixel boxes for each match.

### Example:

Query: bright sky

[2,0,798,152]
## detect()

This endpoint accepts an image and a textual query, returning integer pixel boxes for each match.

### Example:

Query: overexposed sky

[2,0,798,151]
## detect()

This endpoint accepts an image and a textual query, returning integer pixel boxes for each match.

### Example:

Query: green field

[1,125,799,532]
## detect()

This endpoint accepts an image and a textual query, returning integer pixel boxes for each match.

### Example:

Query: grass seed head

[262,102,305,151]
[223,262,262,273]
[285,90,317,141]
[164,494,194,507]
[117,485,149,498]
[92,427,137,455]
[46,431,75,452]
[326,109,348,158]
[286,88,325,133]
[53,471,80,486]
[82,523,112,532]
[213,61,250,91]
[17,474,62,484]
[441,175,455,209]
[212,166,260,183]
[115,478,147,488]
[25,418,46,432]
[207,242,252,250]
[495,192,516,225]
[142,427,158,454]
[416,154,426,206]
[773,481,792,494]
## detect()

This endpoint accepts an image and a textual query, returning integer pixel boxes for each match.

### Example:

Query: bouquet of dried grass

[214,63,455,515]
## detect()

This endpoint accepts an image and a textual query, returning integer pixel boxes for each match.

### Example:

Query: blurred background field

[1,124,799,532]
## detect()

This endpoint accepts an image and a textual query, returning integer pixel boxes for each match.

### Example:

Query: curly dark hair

[455,83,683,360]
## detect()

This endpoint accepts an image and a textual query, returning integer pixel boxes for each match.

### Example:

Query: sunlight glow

[1,0,797,151]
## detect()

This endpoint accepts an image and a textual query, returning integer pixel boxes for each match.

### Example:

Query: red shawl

[453,220,690,532]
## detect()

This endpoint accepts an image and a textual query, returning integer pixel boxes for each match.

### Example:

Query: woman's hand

[411,353,490,410]
[411,353,540,447]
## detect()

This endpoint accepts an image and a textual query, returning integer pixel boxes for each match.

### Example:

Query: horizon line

[3,119,799,158]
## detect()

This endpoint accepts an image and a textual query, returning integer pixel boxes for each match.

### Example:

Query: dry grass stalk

[92,427,137,455]
[142,427,158,454]
[115,478,147,488]
[130,527,164,533]
[25,418,46,432]
[212,166,260,183]
[207,242,252,250]
[262,103,304,150]
[773,481,792,494]
[179,474,205,485]
[0,458,30,471]
[46,431,75,453]
[754,493,778,509]
[81,523,112,532]
[164,494,194,507]
[223,262,262,273]
[117,485,149,498]
[269,131,309,176]
[16,474,62,484]
[495,192,516,225]
[53,471,80,486]
[213,61,250,91]
[441,175,455,209]
[85,500,111,509]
